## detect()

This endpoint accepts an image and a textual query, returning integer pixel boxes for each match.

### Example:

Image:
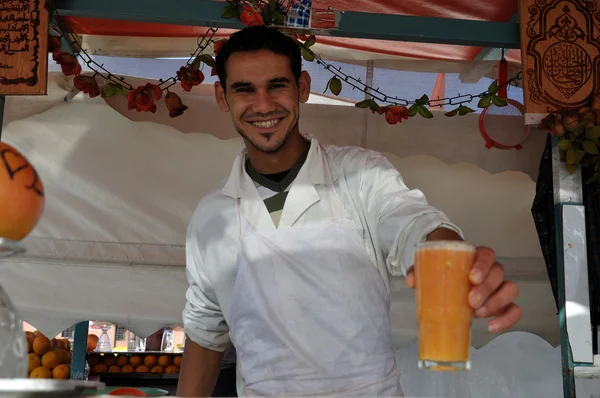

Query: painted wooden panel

[0,0,48,95]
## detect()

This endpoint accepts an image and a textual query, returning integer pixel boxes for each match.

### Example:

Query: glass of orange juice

[415,240,476,371]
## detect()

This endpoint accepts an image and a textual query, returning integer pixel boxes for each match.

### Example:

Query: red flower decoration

[165,92,189,118]
[177,66,205,92]
[127,83,162,113]
[240,4,264,26]
[213,39,227,55]
[52,51,82,76]
[48,35,62,53]
[211,66,217,76]
[382,106,409,125]
[73,75,100,98]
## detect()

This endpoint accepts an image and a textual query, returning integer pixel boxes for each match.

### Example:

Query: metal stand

[552,139,595,398]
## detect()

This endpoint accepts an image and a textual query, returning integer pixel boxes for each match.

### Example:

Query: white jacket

[182,137,462,351]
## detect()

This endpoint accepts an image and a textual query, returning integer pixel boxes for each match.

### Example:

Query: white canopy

[1,73,556,348]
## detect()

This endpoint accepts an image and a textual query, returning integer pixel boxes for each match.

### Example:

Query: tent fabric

[1,85,556,342]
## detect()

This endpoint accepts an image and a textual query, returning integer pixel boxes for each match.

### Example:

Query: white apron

[228,158,403,397]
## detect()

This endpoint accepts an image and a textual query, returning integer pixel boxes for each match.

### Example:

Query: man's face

[215,50,310,153]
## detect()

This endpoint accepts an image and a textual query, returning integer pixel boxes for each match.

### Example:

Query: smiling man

[177,26,521,397]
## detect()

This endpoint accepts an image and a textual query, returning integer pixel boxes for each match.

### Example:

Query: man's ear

[298,71,311,104]
[214,81,230,112]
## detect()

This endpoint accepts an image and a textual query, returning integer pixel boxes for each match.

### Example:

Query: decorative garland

[45,0,523,125]
[538,95,600,184]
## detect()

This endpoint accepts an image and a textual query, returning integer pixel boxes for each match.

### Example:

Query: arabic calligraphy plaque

[519,0,600,116]
[0,0,48,95]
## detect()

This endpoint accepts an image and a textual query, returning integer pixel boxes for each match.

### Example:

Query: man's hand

[407,245,522,333]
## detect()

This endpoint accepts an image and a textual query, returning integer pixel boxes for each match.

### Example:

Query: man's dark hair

[215,26,302,88]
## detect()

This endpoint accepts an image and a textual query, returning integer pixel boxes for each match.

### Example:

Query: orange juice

[415,240,476,371]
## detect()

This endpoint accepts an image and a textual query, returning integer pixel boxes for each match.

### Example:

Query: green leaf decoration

[586,125,600,141]
[445,108,460,117]
[407,104,418,117]
[102,83,127,98]
[355,99,371,108]
[583,140,599,154]
[328,77,342,96]
[305,35,317,47]
[273,10,285,25]
[221,4,238,19]
[368,99,380,112]
[557,139,572,151]
[478,95,492,108]
[301,48,315,62]
[417,105,433,119]
[566,163,578,174]
[566,149,578,164]
[416,94,429,106]
[491,95,508,107]
[458,105,475,115]
[488,80,499,95]
[197,54,215,68]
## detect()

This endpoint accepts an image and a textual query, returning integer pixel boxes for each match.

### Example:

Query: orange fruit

[129,356,143,367]
[25,331,35,343]
[108,387,148,396]
[87,354,101,367]
[41,351,61,369]
[103,355,116,366]
[150,365,164,373]
[28,353,41,372]
[52,364,70,379]
[165,365,179,374]
[58,339,71,351]
[135,365,150,373]
[92,364,108,374]
[172,356,181,367]
[157,355,172,367]
[121,365,134,373]
[0,142,45,240]
[29,366,52,379]
[54,349,70,364]
[143,355,157,368]
[115,355,129,367]
[87,334,99,351]
[108,365,121,373]
[33,330,44,338]
[32,336,51,356]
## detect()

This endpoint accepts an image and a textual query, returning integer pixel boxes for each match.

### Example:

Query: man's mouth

[249,118,282,129]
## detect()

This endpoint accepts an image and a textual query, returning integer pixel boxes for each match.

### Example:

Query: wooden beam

[56,0,521,48]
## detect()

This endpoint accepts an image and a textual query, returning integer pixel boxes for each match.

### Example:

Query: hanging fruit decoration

[0,143,45,241]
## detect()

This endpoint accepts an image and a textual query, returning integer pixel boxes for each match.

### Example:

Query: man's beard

[235,115,299,154]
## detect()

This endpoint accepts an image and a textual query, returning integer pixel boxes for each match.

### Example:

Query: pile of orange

[88,353,181,375]
[26,330,72,379]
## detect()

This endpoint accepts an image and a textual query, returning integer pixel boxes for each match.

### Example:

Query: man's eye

[270,84,285,89]
[235,88,253,93]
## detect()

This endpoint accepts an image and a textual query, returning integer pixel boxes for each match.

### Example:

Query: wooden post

[0,0,49,95]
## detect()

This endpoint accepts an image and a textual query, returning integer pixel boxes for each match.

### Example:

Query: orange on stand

[157,355,172,367]
[87,334,99,351]
[52,364,70,379]
[0,142,44,240]
[103,355,116,367]
[143,355,157,368]
[121,365,134,373]
[115,355,129,367]
[172,356,181,367]
[129,355,143,367]
[27,353,41,372]
[32,336,51,356]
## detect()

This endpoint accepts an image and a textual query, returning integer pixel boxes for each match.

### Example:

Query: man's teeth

[252,119,280,128]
